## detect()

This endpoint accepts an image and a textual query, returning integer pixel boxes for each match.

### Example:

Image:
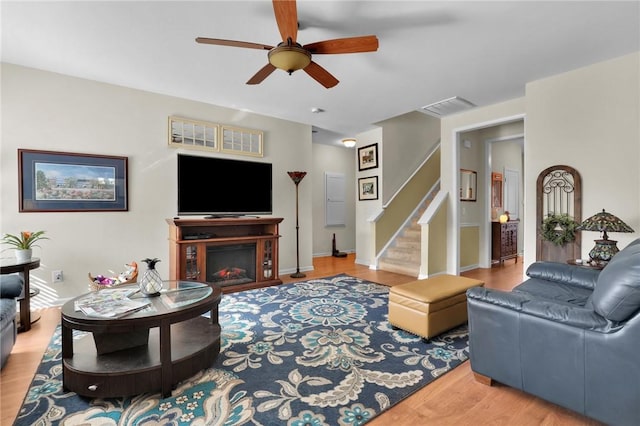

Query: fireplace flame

[214,267,247,281]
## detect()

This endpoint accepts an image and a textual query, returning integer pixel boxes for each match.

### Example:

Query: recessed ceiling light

[311,107,325,113]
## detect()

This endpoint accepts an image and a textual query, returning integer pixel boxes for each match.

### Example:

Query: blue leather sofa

[0,274,24,369]
[467,238,640,425]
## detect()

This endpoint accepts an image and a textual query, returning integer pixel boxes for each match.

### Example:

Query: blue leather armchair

[0,273,24,369]
[467,238,640,426]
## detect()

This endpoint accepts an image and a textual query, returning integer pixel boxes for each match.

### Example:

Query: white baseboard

[312,250,355,258]
[459,264,480,273]
[279,265,315,276]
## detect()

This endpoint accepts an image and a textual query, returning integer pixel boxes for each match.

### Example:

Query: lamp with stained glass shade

[578,209,635,262]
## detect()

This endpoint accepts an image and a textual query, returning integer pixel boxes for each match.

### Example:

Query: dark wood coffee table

[61,280,221,398]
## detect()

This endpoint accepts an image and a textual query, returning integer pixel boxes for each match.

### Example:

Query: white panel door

[504,168,520,219]
[325,172,345,226]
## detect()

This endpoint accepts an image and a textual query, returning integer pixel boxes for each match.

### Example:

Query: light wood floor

[0,255,600,425]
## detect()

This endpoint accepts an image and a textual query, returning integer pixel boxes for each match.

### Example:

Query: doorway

[504,167,520,220]
[456,120,525,271]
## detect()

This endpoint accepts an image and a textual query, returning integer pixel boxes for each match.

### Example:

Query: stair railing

[371,142,441,272]
[375,180,441,266]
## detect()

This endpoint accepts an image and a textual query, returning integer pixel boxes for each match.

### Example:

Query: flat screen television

[177,154,272,217]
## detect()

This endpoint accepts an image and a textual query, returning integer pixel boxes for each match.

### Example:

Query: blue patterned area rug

[15,274,468,425]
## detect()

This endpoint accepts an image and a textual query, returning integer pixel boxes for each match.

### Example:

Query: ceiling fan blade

[304,35,379,54]
[272,0,298,43]
[196,37,273,50]
[304,61,339,89]
[246,63,277,85]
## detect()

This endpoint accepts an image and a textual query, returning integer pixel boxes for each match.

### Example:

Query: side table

[567,259,606,271]
[0,257,41,332]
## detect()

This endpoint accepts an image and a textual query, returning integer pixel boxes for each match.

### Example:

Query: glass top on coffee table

[66,280,214,320]
[157,282,212,309]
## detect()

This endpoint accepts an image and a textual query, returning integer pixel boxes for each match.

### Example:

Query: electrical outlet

[52,270,63,283]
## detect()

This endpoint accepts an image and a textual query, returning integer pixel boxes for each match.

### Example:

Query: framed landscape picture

[358,176,378,201]
[358,143,378,171]
[18,149,128,212]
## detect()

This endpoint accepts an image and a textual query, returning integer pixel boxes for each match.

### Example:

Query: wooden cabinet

[492,220,519,264]
[167,217,283,293]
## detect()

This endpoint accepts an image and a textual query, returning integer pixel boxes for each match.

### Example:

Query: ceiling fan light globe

[268,45,311,73]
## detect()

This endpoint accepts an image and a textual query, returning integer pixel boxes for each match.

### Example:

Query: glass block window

[169,117,218,152]
[221,126,263,157]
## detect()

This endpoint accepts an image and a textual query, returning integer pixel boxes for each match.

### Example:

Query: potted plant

[1,230,49,262]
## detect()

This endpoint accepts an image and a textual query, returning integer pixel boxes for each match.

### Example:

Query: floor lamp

[287,171,307,278]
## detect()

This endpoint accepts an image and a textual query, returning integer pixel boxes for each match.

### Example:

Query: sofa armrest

[526,261,600,290]
[467,286,530,310]
[0,275,23,299]
[467,287,616,332]
[522,299,615,331]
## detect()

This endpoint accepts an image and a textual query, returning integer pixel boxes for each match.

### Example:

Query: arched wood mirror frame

[536,165,582,261]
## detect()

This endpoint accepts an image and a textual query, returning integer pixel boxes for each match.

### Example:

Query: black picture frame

[358,176,379,201]
[358,143,378,171]
[18,149,128,212]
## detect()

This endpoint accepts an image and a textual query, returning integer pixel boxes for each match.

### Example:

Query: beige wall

[376,111,441,204]
[1,63,315,304]
[354,127,383,266]
[480,121,524,143]
[311,143,356,256]
[524,52,640,266]
[427,202,448,274]
[442,52,639,273]
[460,225,480,269]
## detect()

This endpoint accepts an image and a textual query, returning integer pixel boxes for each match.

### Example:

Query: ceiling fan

[196,0,379,88]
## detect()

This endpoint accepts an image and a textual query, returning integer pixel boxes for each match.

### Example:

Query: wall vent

[420,96,476,117]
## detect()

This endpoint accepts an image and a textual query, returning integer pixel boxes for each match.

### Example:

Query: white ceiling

[2,1,639,147]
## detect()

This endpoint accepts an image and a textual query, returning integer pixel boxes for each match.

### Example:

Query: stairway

[377,194,435,277]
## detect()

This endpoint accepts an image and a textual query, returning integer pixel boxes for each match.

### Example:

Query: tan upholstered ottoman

[388,275,484,339]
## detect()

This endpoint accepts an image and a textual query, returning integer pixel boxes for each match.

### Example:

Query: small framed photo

[358,143,378,171]
[18,149,128,212]
[358,176,378,201]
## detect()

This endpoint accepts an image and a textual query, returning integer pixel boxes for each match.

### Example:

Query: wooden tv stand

[167,217,283,293]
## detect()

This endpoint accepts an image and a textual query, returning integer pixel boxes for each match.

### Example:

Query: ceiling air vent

[420,96,476,117]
